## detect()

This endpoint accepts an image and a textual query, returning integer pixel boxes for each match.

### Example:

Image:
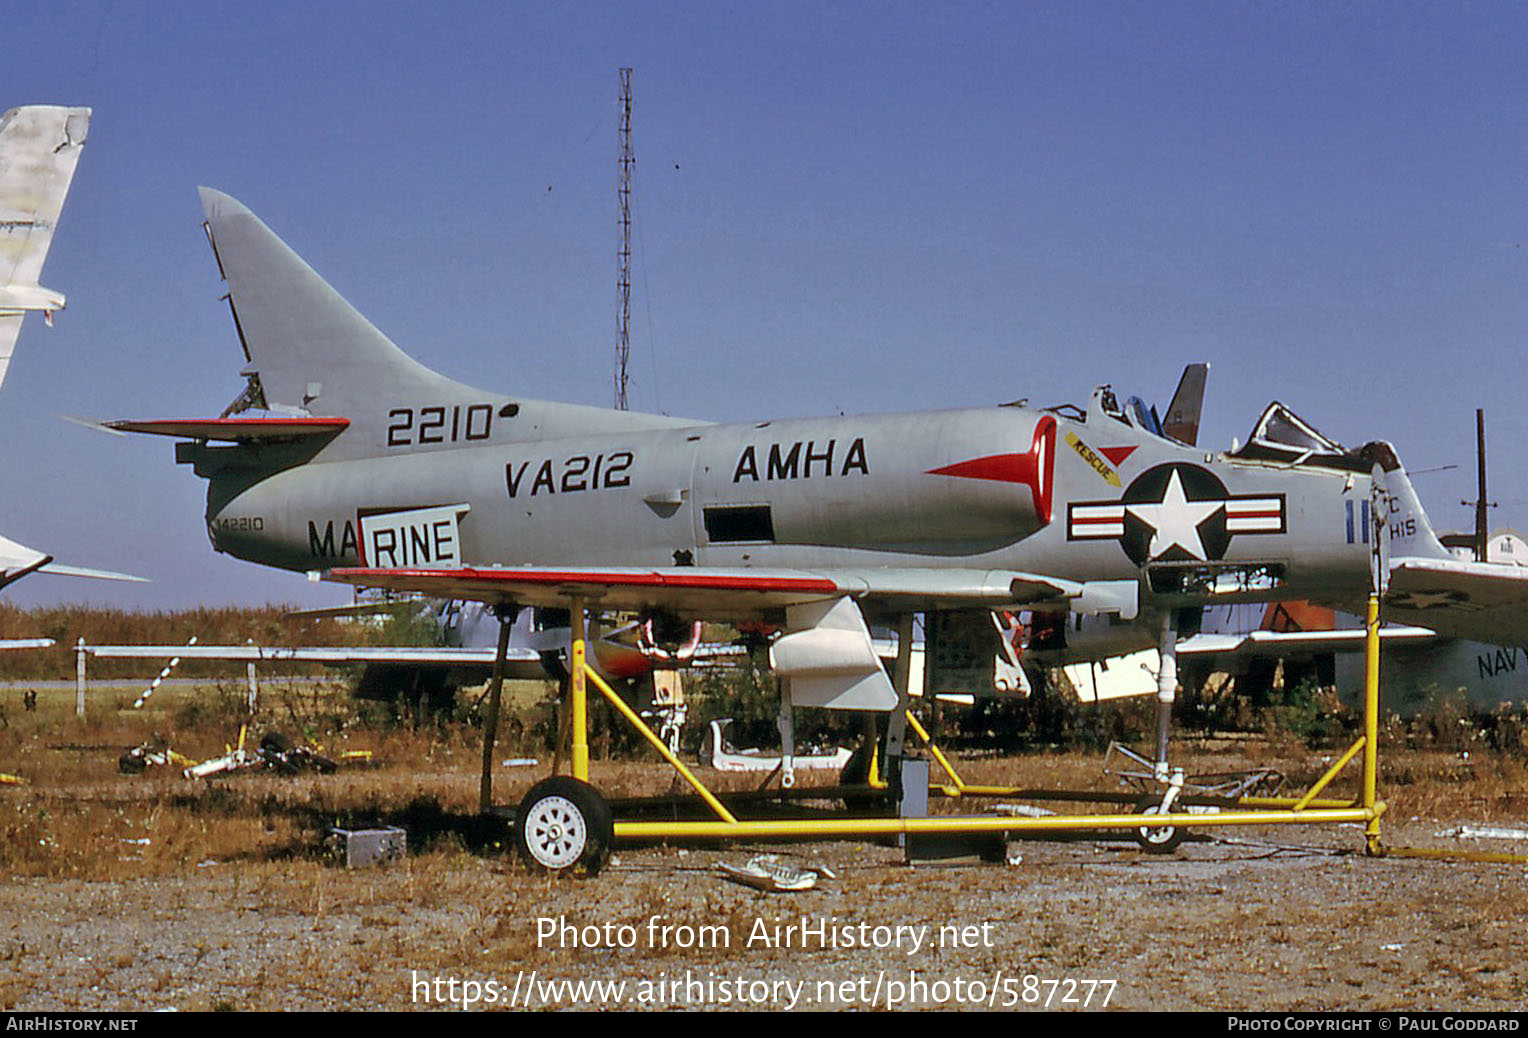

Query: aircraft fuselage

[192,402,1374,613]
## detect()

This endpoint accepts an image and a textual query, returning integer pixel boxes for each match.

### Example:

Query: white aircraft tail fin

[0,105,89,394]
[198,188,696,460]
[1367,441,1452,562]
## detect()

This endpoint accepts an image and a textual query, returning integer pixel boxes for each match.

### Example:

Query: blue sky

[3,1,1527,611]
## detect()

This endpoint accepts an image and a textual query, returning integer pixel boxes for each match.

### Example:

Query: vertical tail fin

[198,186,470,418]
[199,188,698,459]
[1162,363,1208,446]
[0,105,90,393]
[1366,441,1453,561]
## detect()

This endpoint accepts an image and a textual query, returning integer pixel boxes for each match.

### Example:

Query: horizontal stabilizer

[103,416,350,442]
[0,284,66,314]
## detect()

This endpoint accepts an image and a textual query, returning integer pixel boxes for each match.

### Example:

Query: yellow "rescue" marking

[1065,432,1121,487]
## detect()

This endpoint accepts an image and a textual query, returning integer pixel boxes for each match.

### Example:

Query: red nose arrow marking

[926,415,1058,524]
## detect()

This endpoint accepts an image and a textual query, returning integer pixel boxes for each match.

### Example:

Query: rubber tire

[1133,793,1187,854]
[514,777,614,875]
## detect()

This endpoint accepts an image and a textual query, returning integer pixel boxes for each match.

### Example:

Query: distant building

[1441,527,1528,566]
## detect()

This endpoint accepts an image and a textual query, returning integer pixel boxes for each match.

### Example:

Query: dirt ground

[4,708,1528,1012]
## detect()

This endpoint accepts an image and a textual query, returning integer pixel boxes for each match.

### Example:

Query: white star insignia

[1125,469,1224,561]
[1387,589,1478,611]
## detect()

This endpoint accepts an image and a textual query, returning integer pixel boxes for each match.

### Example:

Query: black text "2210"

[386,404,497,446]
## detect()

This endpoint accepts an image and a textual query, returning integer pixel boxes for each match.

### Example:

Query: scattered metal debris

[702,719,851,774]
[179,731,340,779]
[182,747,256,779]
[994,803,1058,818]
[1437,825,1528,842]
[256,732,338,775]
[118,737,195,774]
[718,854,833,892]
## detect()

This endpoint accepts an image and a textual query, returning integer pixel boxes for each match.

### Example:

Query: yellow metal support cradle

[584,665,738,825]
[560,602,1390,853]
[571,600,590,782]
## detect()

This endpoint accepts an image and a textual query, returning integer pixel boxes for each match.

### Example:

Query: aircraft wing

[327,566,859,618]
[81,643,538,667]
[323,565,1132,620]
[283,600,415,620]
[1176,625,1437,660]
[0,531,144,589]
[1380,557,1528,646]
[82,639,690,684]
[0,532,51,588]
[37,562,146,582]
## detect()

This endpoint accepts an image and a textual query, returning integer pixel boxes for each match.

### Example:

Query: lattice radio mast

[615,68,634,410]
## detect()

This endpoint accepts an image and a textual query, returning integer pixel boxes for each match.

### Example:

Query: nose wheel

[514,777,613,874]
[1132,793,1187,854]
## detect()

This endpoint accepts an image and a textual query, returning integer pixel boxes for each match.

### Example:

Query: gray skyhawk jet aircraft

[112,188,1517,776]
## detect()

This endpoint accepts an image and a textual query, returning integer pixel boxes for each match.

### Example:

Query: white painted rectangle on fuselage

[358,504,471,568]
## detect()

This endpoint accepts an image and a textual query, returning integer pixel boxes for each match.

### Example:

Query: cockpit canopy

[1231,402,1372,472]
[1082,385,1171,441]
[1047,380,1378,472]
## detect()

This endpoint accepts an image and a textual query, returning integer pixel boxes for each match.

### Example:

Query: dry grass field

[3,679,1528,1012]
